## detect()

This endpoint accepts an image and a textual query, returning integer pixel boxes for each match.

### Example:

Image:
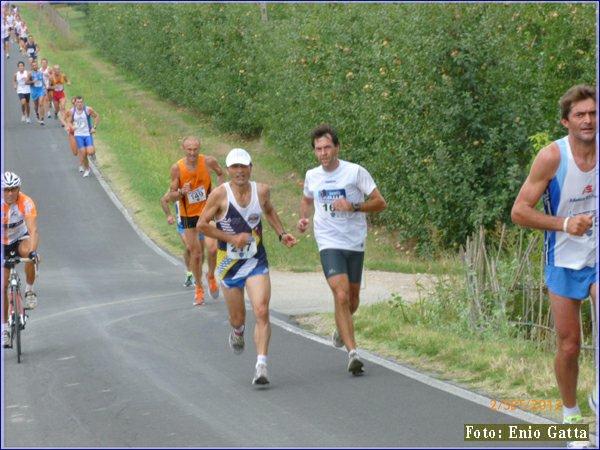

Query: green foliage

[84,3,596,250]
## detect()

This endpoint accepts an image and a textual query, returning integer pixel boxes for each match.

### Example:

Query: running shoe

[24,291,37,310]
[40,120,45,126]
[2,329,10,348]
[25,117,30,123]
[564,414,592,448]
[183,272,194,287]
[347,350,364,376]
[252,363,270,385]
[228,328,245,354]
[193,285,205,306]
[83,169,91,178]
[332,329,344,348]
[21,115,25,122]
[208,275,219,299]
[47,111,51,119]
[78,165,84,173]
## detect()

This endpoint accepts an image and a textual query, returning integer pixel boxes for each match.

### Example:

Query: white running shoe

[25,117,30,123]
[21,115,26,122]
[83,169,91,178]
[24,291,38,310]
[228,329,245,354]
[252,363,270,385]
[47,111,52,119]
[78,165,85,173]
[2,329,10,348]
[347,350,364,376]
[332,329,344,348]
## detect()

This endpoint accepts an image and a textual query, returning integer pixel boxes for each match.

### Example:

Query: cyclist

[1,172,39,347]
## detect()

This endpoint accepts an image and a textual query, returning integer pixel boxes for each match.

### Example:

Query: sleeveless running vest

[215,182,268,282]
[177,155,211,217]
[15,70,30,94]
[542,136,597,270]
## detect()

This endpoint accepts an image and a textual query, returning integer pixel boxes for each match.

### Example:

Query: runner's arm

[259,183,297,247]
[88,106,100,129]
[511,144,576,233]
[160,191,175,224]
[168,164,183,202]
[12,72,17,90]
[205,156,225,186]
[297,195,313,233]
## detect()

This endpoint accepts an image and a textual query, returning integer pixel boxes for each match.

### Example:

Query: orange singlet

[177,155,212,218]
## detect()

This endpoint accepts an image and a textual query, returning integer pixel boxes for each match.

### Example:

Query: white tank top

[15,70,30,94]
[41,67,51,88]
[72,107,91,136]
[543,136,597,269]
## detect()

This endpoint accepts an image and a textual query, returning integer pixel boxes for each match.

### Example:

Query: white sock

[348,349,358,358]
[256,355,267,366]
[563,404,581,419]
[26,284,33,292]
[234,324,245,335]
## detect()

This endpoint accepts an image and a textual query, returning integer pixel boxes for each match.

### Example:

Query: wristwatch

[352,203,361,212]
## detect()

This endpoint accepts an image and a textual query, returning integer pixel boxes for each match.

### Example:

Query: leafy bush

[84,3,595,250]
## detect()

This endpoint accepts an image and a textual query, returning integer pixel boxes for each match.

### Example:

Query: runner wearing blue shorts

[512,84,596,448]
[65,96,99,178]
[28,60,47,125]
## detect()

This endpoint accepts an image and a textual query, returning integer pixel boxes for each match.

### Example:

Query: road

[1,47,560,447]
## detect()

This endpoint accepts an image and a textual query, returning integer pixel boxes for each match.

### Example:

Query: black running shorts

[319,248,364,284]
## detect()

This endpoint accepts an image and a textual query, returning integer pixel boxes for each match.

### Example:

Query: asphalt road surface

[1,50,562,448]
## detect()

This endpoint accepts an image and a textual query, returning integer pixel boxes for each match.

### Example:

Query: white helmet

[2,172,21,189]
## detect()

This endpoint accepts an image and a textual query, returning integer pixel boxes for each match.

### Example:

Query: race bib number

[27,48,34,55]
[186,186,207,204]
[34,79,42,88]
[226,239,257,260]
[55,83,63,91]
[318,188,349,218]
[75,116,87,129]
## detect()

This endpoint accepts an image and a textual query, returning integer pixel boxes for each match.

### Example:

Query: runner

[2,17,9,59]
[49,64,70,121]
[168,136,224,305]
[13,60,30,123]
[40,58,54,119]
[28,59,47,125]
[64,96,100,177]
[25,34,38,64]
[1,172,40,348]
[160,189,195,287]
[198,148,297,385]
[512,84,596,449]
[297,124,387,376]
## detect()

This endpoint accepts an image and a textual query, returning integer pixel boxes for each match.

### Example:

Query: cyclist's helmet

[1,172,22,189]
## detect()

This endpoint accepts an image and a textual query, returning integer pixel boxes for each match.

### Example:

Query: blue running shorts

[545,264,596,300]
[75,135,94,149]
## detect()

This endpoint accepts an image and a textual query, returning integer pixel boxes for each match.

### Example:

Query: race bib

[318,188,349,218]
[55,83,63,91]
[186,186,207,204]
[34,79,42,88]
[226,239,257,260]
[27,48,34,55]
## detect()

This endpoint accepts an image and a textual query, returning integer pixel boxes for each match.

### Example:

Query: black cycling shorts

[319,248,364,284]
[180,216,199,229]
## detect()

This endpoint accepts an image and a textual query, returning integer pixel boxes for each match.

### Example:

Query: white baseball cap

[226,148,252,167]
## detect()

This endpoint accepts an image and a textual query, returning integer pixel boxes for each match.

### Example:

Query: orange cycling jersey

[177,155,211,217]
[2,193,37,245]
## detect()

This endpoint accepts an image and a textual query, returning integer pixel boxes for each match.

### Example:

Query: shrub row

[84,3,596,251]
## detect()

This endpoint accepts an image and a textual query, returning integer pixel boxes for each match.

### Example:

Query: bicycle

[4,255,35,363]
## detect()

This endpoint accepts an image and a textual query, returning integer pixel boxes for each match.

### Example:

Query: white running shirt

[303,159,377,252]
[15,70,30,94]
[72,107,91,137]
[543,136,597,269]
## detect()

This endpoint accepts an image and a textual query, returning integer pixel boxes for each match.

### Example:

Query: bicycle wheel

[14,292,22,363]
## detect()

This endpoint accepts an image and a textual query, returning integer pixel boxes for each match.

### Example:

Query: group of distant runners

[5,3,100,178]
[0,4,597,447]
